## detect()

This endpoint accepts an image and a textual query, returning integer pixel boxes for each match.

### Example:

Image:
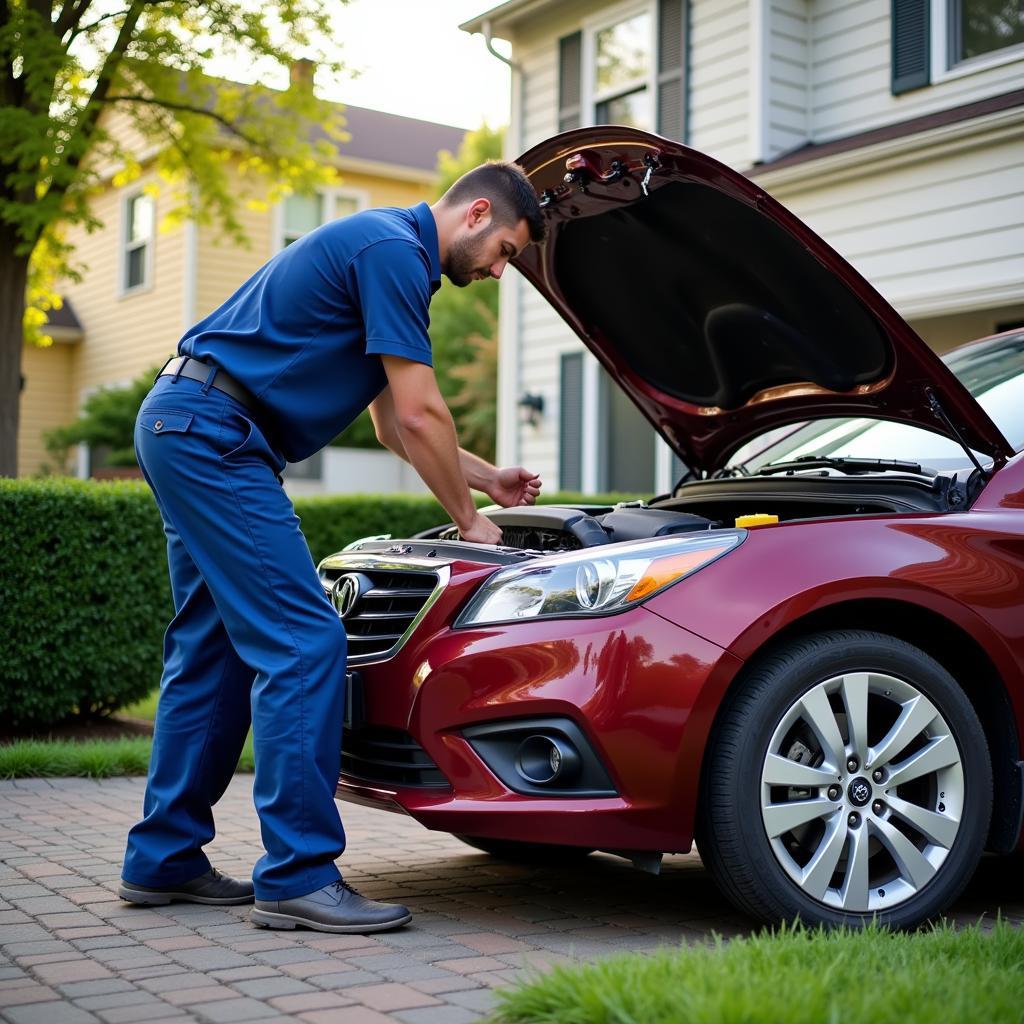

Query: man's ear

[467,198,492,229]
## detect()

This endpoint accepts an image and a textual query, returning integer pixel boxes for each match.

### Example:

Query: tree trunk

[0,233,31,478]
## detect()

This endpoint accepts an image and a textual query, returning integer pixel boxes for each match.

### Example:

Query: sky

[217,0,514,131]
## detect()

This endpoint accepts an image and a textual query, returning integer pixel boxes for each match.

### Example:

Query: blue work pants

[121,372,347,900]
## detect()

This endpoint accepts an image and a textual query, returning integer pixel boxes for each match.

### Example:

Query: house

[461,0,1024,495]
[18,68,465,488]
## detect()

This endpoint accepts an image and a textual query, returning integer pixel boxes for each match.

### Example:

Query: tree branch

[40,0,146,228]
[66,6,134,44]
[106,93,265,150]
[53,0,93,40]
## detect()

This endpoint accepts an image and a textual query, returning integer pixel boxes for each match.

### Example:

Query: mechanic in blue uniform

[118,162,546,933]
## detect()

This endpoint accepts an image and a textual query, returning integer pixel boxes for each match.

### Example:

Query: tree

[0,1,349,477]
[43,364,158,471]
[430,123,503,460]
[331,123,505,459]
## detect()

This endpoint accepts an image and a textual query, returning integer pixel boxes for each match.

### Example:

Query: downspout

[480,19,525,467]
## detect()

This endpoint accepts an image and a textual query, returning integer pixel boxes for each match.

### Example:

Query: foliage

[1,477,642,727]
[430,124,505,459]
[1,1,351,476]
[44,365,164,470]
[332,125,507,454]
[447,313,499,462]
[0,735,254,778]
[4,1,348,310]
[0,477,171,727]
[494,920,1024,1024]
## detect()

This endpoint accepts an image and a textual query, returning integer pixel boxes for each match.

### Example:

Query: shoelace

[332,879,363,899]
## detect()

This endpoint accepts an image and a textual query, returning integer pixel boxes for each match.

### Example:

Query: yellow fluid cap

[735,513,779,528]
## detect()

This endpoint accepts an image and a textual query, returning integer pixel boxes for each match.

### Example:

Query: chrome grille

[341,726,449,789]
[321,565,440,662]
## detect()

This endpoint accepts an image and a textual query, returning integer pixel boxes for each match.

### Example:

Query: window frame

[272,185,370,254]
[930,0,1024,83]
[119,189,155,298]
[582,0,658,132]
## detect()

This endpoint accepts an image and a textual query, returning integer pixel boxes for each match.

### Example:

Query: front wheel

[697,630,992,928]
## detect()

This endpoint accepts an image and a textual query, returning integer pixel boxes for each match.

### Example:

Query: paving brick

[162,983,240,1005]
[94,1003,187,1023]
[430,956,507,975]
[392,1007,483,1024]
[297,1008,394,1024]
[344,982,442,1011]
[185,995,280,1021]
[32,959,114,984]
[2,1003,100,1024]
[0,982,60,1006]
[268,990,355,1012]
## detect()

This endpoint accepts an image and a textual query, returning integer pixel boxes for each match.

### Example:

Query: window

[122,192,153,293]
[278,190,364,249]
[558,3,687,143]
[593,11,653,129]
[951,0,1024,62]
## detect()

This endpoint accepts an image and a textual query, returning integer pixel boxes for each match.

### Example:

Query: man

[118,161,546,933]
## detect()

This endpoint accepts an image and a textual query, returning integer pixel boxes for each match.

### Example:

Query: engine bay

[405,468,970,555]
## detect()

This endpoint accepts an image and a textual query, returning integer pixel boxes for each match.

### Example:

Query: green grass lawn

[492,920,1024,1024]
[120,688,160,720]
[0,689,256,778]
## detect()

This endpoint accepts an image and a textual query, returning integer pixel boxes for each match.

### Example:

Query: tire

[454,835,595,864]
[696,630,992,928]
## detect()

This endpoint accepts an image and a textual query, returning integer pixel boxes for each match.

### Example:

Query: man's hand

[486,466,542,508]
[460,512,504,545]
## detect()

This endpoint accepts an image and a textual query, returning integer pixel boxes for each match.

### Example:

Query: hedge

[1,478,640,728]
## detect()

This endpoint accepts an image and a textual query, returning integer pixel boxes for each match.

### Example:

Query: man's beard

[444,227,495,287]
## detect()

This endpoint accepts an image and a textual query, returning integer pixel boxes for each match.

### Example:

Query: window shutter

[558,31,583,131]
[891,0,930,94]
[559,352,584,491]
[657,0,688,142]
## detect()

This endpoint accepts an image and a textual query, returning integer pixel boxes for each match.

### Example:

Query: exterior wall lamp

[517,392,545,427]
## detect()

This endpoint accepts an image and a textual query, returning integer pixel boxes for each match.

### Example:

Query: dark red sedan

[319,127,1024,929]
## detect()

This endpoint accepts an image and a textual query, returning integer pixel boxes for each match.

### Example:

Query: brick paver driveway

[2,775,1021,1023]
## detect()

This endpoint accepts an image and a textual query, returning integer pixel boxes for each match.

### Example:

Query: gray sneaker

[250,879,411,933]
[118,867,254,906]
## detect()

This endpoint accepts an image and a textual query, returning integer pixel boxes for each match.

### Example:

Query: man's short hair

[440,161,546,244]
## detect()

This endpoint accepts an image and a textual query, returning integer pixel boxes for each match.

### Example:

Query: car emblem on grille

[332,573,369,620]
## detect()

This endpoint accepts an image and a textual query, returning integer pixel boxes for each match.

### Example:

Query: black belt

[158,356,261,415]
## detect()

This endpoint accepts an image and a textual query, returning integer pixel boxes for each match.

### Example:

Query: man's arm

[370,381,542,509]
[373,357,503,545]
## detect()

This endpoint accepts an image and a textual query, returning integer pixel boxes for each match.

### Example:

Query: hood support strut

[926,389,991,480]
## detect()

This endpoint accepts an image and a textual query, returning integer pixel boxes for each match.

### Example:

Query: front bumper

[330,553,742,853]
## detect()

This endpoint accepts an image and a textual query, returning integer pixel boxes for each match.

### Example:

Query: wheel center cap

[847,777,871,807]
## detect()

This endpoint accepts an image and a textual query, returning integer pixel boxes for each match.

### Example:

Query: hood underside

[513,127,1014,475]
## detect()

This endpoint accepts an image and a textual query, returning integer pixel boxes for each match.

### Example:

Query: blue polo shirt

[179,202,441,463]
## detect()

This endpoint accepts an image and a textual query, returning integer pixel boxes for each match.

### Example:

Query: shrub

[0,478,170,728]
[0,479,642,728]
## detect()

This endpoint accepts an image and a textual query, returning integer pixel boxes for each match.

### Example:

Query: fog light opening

[515,734,581,786]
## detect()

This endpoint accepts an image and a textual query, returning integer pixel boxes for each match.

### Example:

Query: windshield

[731,331,1024,473]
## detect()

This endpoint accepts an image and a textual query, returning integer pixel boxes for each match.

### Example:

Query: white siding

[688,0,752,167]
[768,133,1024,316]
[810,0,1024,142]
[768,0,810,158]
[510,0,611,481]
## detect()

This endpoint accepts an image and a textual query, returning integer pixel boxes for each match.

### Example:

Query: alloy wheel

[760,671,964,913]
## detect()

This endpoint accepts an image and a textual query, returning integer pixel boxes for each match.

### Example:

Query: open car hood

[513,127,1014,476]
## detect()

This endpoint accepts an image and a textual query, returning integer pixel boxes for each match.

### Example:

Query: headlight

[455,530,744,626]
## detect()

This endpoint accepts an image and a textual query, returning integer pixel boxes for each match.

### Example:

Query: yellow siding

[64,166,186,404]
[21,122,441,478]
[194,161,437,322]
[337,168,431,211]
[19,341,75,476]
[194,165,275,321]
